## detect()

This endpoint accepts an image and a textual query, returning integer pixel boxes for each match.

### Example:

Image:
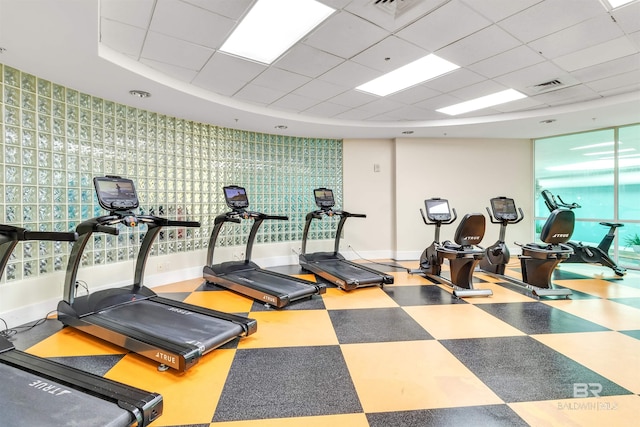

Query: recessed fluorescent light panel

[220,0,334,64]
[605,0,635,9]
[436,89,527,116]
[356,54,460,97]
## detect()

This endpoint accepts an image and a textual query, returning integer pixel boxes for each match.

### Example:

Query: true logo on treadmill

[28,379,72,396]
[464,236,480,240]
[262,295,277,303]
[552,233,570,238]
[167,307,192,315]
[156,352,176,365]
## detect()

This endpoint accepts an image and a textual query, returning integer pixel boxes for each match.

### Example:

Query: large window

[534,124,640,270]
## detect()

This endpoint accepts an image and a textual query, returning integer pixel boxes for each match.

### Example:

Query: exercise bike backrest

[452,214,486,247]
[539,209,575,245]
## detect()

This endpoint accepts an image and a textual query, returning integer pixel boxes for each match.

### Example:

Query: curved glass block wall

[0,64,343,281]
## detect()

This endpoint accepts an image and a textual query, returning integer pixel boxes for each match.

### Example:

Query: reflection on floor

[14,259,640,426]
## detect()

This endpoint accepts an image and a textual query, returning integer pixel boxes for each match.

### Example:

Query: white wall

[342,139,396,259]
[342,137,534,260]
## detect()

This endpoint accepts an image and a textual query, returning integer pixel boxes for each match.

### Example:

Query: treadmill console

[94,176,139,211]
[490,197,518,221]
[425,198,452,222]
[314,188,335,209]
[224,186,249,210]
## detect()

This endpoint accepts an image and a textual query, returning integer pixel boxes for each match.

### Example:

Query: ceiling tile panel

[329,90,378,108]
[528,14,624,59]
[396,0,491,52]
[571,53,640,83]
[611,1,640,34]
[274,44,344,78]
[192,52,266,95]
[468,45,545,79]
[250,68,311,93]
[302,11,389,59]
[100,0,155,29]
[387,85,443,105]
[303,101,352,118]
[141,31,214,71]
[350,36,428,72]
[139,58,199,83]
[292,79,350,101]
[422,68,486,93]
[100,19,147,58]
[436,24,522,66]
[234,83,287,105]
[181,0,254,20]
[498,0,605,43]
[269,93,321,113]
[149,0,236,48]
[553,36,638,72]
[317,60,380,87]
[448,79,510,101]
[586,69,640,92]
[460,0,543,22]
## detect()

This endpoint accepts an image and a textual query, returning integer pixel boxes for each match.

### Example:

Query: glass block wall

[0,64,343,282]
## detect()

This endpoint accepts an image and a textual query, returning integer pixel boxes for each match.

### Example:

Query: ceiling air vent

[531,79,565,93]
[373,0,424,17]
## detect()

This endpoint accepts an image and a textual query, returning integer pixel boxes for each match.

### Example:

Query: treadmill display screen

[224,186,249,209]
[94,176,139,211]
[425,199,451,221]
[314,188,335,208]
[491,197,517,220]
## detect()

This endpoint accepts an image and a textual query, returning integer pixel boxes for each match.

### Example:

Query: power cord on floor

[0,310,57,339]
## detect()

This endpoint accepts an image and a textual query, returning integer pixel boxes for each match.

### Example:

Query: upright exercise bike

[480,196,572,298]
[541,190,626,277]
[409,198,492,298]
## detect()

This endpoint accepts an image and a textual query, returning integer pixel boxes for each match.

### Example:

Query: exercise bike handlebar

[555,194,581,209]
[485,206,524,225]
[419,207,457,225]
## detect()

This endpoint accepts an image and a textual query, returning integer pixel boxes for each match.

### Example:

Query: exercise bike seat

[438,214,485,258]
[599,222,623,228]
[521,209,574,257]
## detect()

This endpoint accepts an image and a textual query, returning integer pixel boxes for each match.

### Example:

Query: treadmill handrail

[300,208,367,255]
[63,213,201,304]
[206,209,288,265]
[0,225,78,288]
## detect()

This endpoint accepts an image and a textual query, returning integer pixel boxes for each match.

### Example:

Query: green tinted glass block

[52,83,64,101]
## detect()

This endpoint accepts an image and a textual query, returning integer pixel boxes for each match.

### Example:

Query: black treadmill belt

[226,269,316,300]
[313,260,383,284]
[0,363,131,427]
[97,300,244,353]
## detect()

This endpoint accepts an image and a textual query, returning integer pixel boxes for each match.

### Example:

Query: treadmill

[57,176,257,372]
[203,185,325,308]
[0,224,162,426]
[299,188,394,291]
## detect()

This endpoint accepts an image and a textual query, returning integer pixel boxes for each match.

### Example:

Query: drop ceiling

[0,0,639,139]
